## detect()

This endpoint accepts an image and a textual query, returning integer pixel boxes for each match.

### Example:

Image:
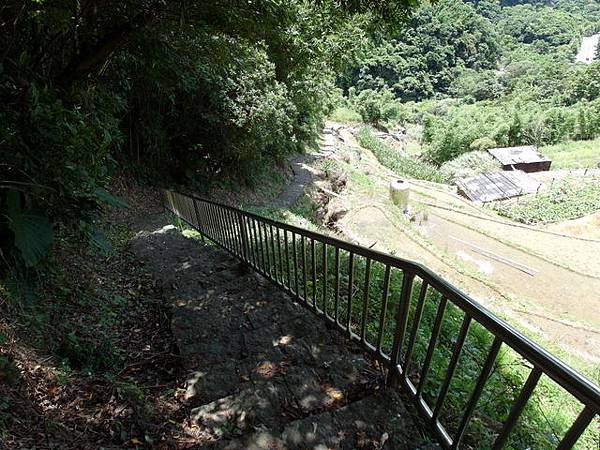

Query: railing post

[192,198,206,244]
[388,272,414,387]
[237,211,249,263]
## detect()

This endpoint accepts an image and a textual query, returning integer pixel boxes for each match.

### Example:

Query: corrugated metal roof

[488,146,551,166]
[456,170,542,202]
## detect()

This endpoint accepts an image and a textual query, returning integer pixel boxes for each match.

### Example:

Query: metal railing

[163,189,599,450]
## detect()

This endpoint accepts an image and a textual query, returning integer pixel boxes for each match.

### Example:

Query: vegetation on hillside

[492,177,600,223]
[0,0,417,273]
[339,0,600,166]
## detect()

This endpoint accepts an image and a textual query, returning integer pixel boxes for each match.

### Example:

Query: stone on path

[131,215,439,449]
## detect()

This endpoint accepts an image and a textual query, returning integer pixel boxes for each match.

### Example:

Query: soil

[326,123,600,366]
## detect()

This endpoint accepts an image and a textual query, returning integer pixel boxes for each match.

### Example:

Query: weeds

[357,127,444,183]
[493,177,600,224]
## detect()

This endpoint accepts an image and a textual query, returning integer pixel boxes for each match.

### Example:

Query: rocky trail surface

[131,221,438,449]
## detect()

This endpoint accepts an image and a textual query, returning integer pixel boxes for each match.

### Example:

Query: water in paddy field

[575,33,600,63]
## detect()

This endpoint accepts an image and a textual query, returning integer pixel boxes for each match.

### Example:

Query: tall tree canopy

[0,0,421,270]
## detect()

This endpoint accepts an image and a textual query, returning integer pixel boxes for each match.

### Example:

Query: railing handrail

[163,189,600,449]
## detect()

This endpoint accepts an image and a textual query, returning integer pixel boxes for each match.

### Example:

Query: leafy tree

[341,0,502,101]
[0,0,421,270]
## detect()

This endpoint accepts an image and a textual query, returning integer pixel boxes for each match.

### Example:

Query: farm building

[456,170,542,203]
[488,145,552,172]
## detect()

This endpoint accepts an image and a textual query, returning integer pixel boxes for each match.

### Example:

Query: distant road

[575,33,599,63]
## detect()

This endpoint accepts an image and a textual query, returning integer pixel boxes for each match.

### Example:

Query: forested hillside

[339,0,600,164]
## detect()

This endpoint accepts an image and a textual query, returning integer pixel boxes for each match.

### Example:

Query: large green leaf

[94,188,129,209]
[7,208,54,267]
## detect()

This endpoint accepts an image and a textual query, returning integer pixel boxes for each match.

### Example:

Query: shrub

[492,178,600,224]
[440,151,501,183]
[470,137,497,152]
[357,127,444,182]
[352,88,403,128]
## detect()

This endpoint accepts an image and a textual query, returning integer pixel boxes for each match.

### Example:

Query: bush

[357,127,444,182]
[352,88,404,128]
[470,137,497,152]
[492,178,600,224]
[440,151,501,183]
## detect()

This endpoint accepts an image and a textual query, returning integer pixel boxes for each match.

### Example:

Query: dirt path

[327,125,600,365]
[271,127,336,209]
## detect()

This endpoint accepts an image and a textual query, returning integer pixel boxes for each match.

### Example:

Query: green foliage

[341,0,502,101]
[0,0,419,271]
[422,99,600,164]
[541,138,600,169]
[492,178,600,224]
[328,106,362,123]
[351,88,404,127]
[449,69,506,102]
[440,151,501,183]
[357,127,444,182]
[6,191,53,267]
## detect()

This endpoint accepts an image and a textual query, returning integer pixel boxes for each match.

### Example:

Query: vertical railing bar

[210,203,222,244]
[333,247,340,324]
[389,272,415,386]
[346,252,355,334]
[451,337,503,449]
[195,200,207,238]
[255,218,265,270]
[376,264,391,353]
[322,243,328,316]
[360,258,372,344]
[276,227,283,284]
[229,209,239,255]
[182,197,192,227]
[301,236,308,303]
[222,207,232,249]
[247,216,257,267]
[198,201,209,239]
[254,218,263,270]
[230,209,241,256]
[179,196,189,228]
[311,239,317,310]
[432,315,472,422]
[404,281,429,376]
[221,208,233,252]
[215,204,226,246]
[206,203,217,243]
[555,405,596,450]
[284,229,291,289]
[182,195,191,230]
[191,199,206,243]
[491,368,542,450]
[238,213,249,262]
[292,232,299,298]
[417,296,448,397]
[269,224,278,282]
[262,221,271,277]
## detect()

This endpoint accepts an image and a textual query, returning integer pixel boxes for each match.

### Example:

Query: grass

[492,177,600,224]
[328,106,362,123]
[243,232,598,449]
[356,127,445,183]
[540,138,600,169]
